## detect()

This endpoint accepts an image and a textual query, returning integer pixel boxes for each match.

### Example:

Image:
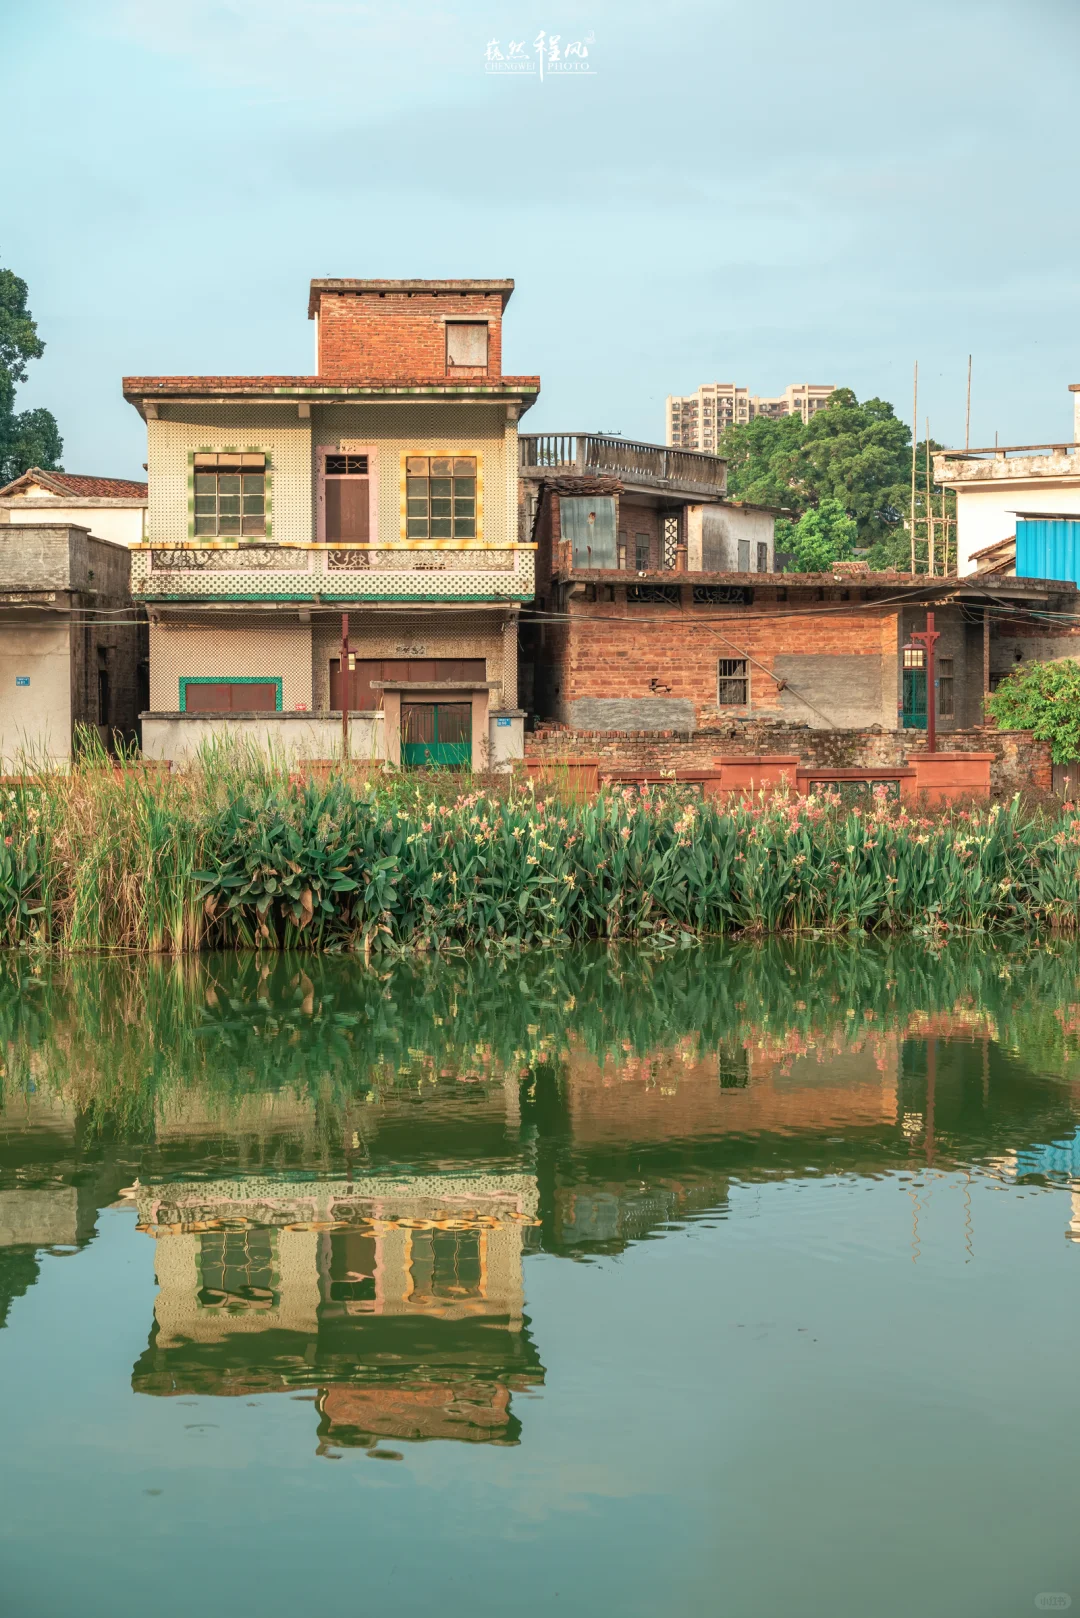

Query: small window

[717,657,749,706]
[635,533,651,570]
[406,455,476,540]
[756,542,768,573]
[194,467,265,537]
[446,323,489,370]
[937,656,955,717]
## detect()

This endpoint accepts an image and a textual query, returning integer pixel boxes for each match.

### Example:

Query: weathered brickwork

[315,290,505,382]
[538,597,901,731]
[525,724,1051,797]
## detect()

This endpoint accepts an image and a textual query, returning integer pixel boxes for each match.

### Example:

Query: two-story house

[124,278,539,770]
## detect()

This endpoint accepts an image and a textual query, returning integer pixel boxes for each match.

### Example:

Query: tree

[0,259,62,485]
[716,388,951,568]
[777,497,858,573]
[984,659,1080,763]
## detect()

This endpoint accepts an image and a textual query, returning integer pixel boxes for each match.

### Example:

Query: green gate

[401,702,472,768]
[902,666,927,729]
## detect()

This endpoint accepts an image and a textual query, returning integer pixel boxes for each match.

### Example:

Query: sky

[5,0,1080,480]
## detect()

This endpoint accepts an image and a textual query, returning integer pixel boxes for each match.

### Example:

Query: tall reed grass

[3,738,1080,952]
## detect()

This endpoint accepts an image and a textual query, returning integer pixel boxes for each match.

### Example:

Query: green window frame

[179,677,283,713]
[405,455,477,540]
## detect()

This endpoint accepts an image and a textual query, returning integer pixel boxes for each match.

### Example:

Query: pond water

[2,941,1080,1618]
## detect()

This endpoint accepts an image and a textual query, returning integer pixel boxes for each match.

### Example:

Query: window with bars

[634,532,651,570]
[193,453,265,538]
[717,657,749,706]
[757,542,769,573]
[937,656,955,717]
[405,456,477,540]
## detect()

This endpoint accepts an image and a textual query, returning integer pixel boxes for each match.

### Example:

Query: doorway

[401,702,472,767]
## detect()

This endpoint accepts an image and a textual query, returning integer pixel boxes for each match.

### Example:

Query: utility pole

[965,355,972,451]
[340,612,352,760]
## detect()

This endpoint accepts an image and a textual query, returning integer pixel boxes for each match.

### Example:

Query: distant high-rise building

[666,382,836,452]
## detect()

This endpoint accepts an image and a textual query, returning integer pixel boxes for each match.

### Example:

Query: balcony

[130,541,536,603]
[519,433,727,498]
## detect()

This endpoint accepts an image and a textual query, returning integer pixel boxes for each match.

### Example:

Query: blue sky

[6,0,1079,479]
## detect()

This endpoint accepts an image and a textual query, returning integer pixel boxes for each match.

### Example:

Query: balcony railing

[519,433,727,496]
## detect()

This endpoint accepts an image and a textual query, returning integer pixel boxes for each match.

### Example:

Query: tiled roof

[0,468,147,500]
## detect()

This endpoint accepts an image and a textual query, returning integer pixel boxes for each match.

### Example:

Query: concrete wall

[0,624,71,766]
[141,712,386,766]
[488,710,524,772]
[687,503,774,572]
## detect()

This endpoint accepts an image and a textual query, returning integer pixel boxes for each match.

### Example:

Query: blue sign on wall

[15,677,29,687]
[496,717,511,727]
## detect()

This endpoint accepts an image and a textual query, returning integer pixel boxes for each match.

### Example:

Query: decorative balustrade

[131,543,533,600]
[519,433,727,495]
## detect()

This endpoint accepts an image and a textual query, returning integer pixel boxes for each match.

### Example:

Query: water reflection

[3,940,1080,1455]
[132,1173,543,1449]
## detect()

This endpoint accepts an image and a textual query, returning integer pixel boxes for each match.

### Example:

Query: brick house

[124,278,538,769]
[522,463,1077,735]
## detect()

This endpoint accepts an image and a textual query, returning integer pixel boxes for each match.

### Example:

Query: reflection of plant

[5,939,1080,1146]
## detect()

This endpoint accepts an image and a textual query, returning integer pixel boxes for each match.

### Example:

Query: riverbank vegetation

[2,742,1080,953]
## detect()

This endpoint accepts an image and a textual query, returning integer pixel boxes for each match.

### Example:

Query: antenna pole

[910,362,918,573]
[965,354,972,451]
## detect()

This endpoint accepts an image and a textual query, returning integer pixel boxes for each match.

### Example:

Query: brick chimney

[307,279,513,383]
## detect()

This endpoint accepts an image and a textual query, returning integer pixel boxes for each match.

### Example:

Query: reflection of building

[132,1174,544,1450]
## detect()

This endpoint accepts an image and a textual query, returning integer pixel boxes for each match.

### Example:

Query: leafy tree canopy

[984,659,1080,763]
[777,497,858,573]
[717,387,948,568]
[0,257,62,485]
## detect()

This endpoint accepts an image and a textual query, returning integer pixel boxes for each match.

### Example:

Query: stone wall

[525,722,1052,797]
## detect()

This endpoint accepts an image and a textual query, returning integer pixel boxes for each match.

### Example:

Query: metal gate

[401,702,472,768]
[902,667,927,729]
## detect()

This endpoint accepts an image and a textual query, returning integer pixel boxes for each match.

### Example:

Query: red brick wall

[524,724,1051,797]
[620,504,660,570]
[316,291,504,381]
[554,599,899,725]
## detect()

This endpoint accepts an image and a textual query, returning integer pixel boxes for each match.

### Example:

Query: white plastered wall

[686,503,775,571]
[956,483,1080,575]
[4,504,145,547]
[0,625,71,767]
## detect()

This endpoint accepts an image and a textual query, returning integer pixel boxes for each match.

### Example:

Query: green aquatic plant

[0,748,1076,952]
